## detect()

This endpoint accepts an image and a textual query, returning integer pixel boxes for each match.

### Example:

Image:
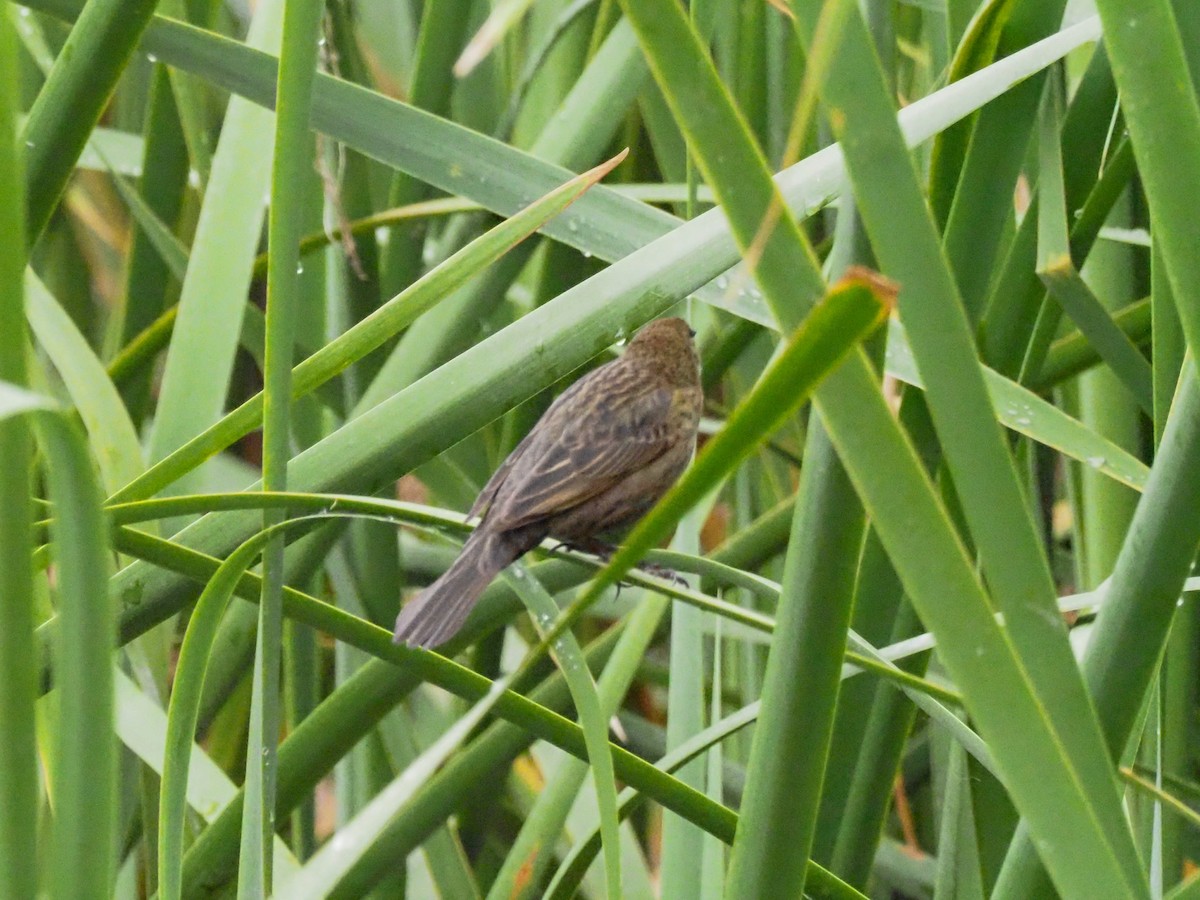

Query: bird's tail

[392,529,521,649]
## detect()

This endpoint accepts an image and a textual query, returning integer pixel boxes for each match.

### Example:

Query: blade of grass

[25,272,144,494]
[280,670,520,898]
[103,157,189,281]
[145,0,284,492]
[20,0,1101,333]
[0,14,37,897]
[236,3,321,897]
[1035,70,1152,415]
[884,321,1151,492]
[784,3,1146,892]
[1037,297,1152,390]
[376,0,470,300]
[939,0,1068,320]
[501,564,622,900]
[976,42,1119,376]
[485,588,668,900]
[114,65,190,425]
[1091,0,1200,361]
[115,669,302,882]
[160,520,308,900]
[660,496,711,900]
[0,383,114,900]
[543,701,867,900]
[237,0,323,893]
[19,0,159,245]
[926,0,1015,228]
[996,366,1200,894]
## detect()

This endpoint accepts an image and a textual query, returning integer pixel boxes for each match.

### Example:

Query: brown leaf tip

[837,265,900,314]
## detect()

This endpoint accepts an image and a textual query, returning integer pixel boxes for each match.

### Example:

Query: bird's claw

[635,560,689,588]
[549,540,687,589]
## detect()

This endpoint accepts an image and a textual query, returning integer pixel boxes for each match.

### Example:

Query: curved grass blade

[0,382,114,900]
[501,564,623,899]
[543,701,866,900]
[160,515,346,900]
[486,584,668,900]
[25,272,145,495]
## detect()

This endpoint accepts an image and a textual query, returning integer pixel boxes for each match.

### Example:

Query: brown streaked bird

[393,317,703,649]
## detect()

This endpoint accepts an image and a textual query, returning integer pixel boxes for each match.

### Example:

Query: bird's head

[624,317,700,387]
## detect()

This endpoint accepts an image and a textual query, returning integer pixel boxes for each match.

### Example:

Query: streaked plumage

[393,317,702,648]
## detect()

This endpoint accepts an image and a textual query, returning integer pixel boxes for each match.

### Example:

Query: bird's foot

[634,560,689,589]
[549,540,688,588]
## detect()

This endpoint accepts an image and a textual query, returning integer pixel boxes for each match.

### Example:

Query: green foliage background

[2,0,1199,897]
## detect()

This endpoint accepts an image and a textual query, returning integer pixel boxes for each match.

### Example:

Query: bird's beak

[688,327,697,338]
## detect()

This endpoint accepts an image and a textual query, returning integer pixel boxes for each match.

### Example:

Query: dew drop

[1085,456,1106,468]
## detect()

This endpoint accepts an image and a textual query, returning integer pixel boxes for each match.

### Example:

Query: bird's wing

[468,372,596,520]
[469,431,530,520]
[485,367,677,532]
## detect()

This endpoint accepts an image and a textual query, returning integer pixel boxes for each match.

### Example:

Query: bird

[393,316,703,649]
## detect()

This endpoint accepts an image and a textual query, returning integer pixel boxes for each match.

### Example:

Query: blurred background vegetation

[2,0,1199,897]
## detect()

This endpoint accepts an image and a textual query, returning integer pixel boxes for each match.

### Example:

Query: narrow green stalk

[661,508,707,900]
[238,1,324,893]
[44,416,116,900]
[19,0,159,245]
[117,65,189,425]
[734,418,866,891]
[0,13,37,900]
[996,367,1200,895]
[144,0,284,486]
[380,0,475,295]
[1091,0,1200,359]
[939,0,1067,320]
[486,593,669,900]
